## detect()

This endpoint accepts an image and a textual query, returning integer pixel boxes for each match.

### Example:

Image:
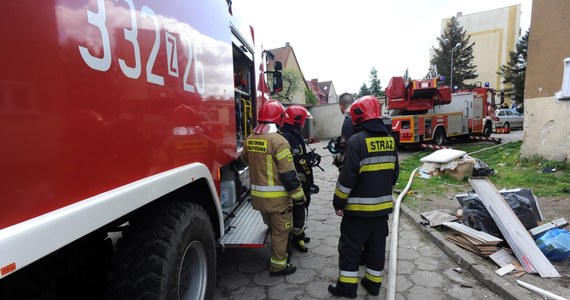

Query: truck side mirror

[273,71,283,93]
[274,61,283,71]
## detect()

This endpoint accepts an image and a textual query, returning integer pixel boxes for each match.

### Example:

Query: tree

[499,29,529,109]
[358,83,369,98]
[368,67,385,98]
[304,88,318,105]
[274,69,302,103]
[430,16,477,88]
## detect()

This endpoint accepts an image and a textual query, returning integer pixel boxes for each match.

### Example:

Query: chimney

[285,42,291,47]
[456,12,462,17]
[311,79,318,85]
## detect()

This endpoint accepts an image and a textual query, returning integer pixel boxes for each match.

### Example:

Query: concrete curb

[399,204,531,300]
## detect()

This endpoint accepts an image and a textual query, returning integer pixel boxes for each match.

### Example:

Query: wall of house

[328,85,338,104]
[308,103,344,139]
[521,0,570,162]
[441,5,520,102]
[284,55,307,105]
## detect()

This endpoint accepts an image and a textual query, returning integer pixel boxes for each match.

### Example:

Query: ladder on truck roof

[220,199,268,248]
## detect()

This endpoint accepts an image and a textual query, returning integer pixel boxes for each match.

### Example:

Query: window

[557,57,570,100]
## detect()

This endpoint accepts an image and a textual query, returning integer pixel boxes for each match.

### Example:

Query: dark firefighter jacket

[241,129,305,213]
[333,120,399,217]
[280,124,313,189]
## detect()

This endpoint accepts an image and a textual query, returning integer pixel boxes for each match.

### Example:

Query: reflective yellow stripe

[339,275,359,284]
[365,273,383,283]
[276,148,291,160]
[251,190,289,198]
[335,188,349,199]
[345,201,394,212]
[359,162,395,172]
[267,155,274,186]
[290,189,304,200]
[271,257,287,266]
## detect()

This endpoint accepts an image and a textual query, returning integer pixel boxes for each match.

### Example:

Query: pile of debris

[419,177,570,298]
[418,149,495,180]
[415,149,570,298]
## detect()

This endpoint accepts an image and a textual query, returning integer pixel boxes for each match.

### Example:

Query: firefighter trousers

[260,206,293,272]
[336,215,389,294]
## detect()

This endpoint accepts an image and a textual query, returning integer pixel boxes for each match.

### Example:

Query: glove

[332,153,344,169]
[293,196,306,206]
[332,198,345,211]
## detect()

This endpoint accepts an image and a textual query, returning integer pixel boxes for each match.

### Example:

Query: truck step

[220,200,268,248]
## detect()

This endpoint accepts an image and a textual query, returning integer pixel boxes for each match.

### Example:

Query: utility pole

[450,43,461,90]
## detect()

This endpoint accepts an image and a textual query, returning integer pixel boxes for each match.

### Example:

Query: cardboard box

[444,159,474,180]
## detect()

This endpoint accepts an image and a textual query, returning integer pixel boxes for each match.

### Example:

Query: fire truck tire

[483,123,493,137]
[107,201,215,300]
[433,128,446,145]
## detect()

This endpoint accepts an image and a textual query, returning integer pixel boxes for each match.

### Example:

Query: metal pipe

[517,280,568,300]
[386,167,420,300]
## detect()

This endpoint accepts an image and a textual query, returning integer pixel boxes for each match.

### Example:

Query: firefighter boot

[269,263,297,276]
[292,231,308,253]
[360,277,380,296]
[328,282,357,299]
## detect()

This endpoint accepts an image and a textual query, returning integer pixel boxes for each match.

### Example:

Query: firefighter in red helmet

[240,100,305,276]
[281,105,313,253]
[328,96,399,298]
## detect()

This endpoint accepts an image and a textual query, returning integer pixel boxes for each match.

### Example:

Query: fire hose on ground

[385,141,569,300]
[386,145,505,299]
[386,166,420,300]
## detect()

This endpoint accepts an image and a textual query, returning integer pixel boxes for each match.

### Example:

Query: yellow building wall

[442,5,521,103]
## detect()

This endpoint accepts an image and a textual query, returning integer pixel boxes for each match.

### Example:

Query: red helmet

[172,104,201,126]
[284,105,311,128]
[350,95,381,125]
[258,100,286,126]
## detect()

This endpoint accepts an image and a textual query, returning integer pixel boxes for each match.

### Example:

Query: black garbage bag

[472,158,495,176]
[462,191,538,239]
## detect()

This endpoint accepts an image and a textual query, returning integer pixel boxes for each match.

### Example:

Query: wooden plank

[421,210,458,227]
[443,221,503,244]
[469,178,560,277]
[446,235,484,256]
[495,264,516,276]
[489,249,516,267]
[446,234,497,256]
[529,218,568,237]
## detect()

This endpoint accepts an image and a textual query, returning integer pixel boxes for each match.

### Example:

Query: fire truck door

[463,99,470,132]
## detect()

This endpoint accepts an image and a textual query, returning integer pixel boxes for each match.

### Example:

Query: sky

[235,0,532,94]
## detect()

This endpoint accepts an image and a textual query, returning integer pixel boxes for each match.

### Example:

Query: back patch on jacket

[365,137,395,152]
[246,139,268,153]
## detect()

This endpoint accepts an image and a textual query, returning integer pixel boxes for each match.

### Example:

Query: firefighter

[332,93,356,169]
[281,105,313,253]
[328,96,400,298]
[240,100,305,276]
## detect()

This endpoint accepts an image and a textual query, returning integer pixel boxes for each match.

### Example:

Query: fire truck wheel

[483,123,493,137]
[433,128,446,145]
[107,201,215,300]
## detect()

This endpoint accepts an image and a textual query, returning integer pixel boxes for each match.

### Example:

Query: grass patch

[397,141,570,198]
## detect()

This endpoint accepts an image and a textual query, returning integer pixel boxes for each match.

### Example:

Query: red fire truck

[0,1,279,298]
[385,73,500,147]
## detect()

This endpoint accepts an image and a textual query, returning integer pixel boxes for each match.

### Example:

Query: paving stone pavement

[214,141,504,300]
